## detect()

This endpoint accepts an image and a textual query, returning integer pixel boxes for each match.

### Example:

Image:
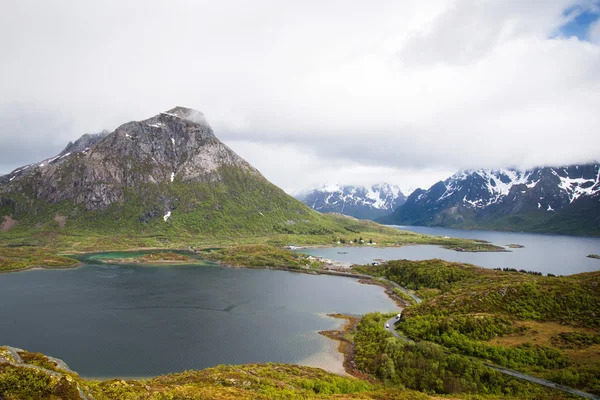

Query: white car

[396,313,401,320]
[385,323,389,329]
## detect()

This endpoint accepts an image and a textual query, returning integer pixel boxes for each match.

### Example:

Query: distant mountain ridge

[295,183,407,220]
[378,164,600,235]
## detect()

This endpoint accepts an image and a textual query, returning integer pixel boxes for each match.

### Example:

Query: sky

[1,0,599,194]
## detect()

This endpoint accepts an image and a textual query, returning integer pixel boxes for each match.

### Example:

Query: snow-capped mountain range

[378,164,600,235]
[295,183,407,220]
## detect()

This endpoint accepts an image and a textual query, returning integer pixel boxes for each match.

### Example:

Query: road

[383,277,422,304]
[385,316,409,341]
[485,364,600,400]
[382,319,600,400]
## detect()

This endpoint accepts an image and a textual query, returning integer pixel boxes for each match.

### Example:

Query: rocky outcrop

[0,346,93,400]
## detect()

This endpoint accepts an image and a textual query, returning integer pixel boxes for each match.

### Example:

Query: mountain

[0,107,355,239]
[377,165,600,235]
[295,183,407,220]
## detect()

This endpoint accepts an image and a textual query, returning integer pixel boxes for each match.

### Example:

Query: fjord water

[301,226,600,275]
[0,253,397,378]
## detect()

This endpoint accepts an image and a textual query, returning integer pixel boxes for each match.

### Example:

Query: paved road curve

[385,316,409,341]
[485,364,600,400]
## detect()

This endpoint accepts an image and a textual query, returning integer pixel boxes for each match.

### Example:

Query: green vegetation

[391,287,416,306]
[0,246,79,272]
[1,346,436,400]
[0,364,82,400]
[550,332,600,349]
[357,260,600,395]
[354,313,562,398]
[442,242,508,252]
[0,167,417,246]
[100,251,198,265]
[140,252,193,262]
[203,245,322,270]
[17,352,61,372]
[1,164,505,272]
[588,254,600,259]
[382,204,600,236]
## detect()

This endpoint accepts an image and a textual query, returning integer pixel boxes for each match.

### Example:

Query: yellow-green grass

[0,246,79,272]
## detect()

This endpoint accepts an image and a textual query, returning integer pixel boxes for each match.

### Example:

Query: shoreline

[296,242,509,253]
[318,313,377,381]
[0,262,83,275]
[0,238,510,274]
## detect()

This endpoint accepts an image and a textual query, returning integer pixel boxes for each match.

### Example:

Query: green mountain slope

[0,107,437,250]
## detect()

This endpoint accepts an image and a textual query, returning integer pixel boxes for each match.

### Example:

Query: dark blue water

[299,226,600,275]
[0,257,397,378]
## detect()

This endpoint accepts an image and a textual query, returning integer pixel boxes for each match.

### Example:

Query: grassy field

[202,244,323,270]
[0,212,505,271]
[0,246,80,272]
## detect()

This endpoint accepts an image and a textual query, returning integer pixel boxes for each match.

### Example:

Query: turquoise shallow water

[0,252,397,378]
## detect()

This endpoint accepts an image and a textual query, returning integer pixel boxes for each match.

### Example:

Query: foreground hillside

[356,260,600,396]
[378,165,600,235]
[0,346,435,400]
[2,257,597,399]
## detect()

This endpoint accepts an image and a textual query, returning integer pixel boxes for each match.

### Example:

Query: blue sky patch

[558,2,600,41]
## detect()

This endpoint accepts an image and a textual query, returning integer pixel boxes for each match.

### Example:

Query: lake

[298,225,600,276]
[0,251,397,378]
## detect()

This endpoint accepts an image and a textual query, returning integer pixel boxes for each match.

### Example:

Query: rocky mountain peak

[162,106,209,125]
[58,130,110,157]
[0,107,259,210]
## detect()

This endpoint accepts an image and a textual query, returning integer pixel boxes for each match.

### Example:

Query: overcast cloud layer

[1,0,599,193]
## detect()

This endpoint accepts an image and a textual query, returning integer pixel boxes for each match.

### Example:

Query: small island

[587,254,600,260]
[506,244,525,248]
[442,243,508,252]
[104,252,198,265]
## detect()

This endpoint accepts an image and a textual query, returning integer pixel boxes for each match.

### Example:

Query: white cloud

[0,0,598,191]
[226,140,453,194]
[590,18,600,43]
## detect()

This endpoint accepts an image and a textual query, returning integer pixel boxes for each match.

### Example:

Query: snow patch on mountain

[438,166,600,210]
[295,183,407,220]
[553,167,600,203]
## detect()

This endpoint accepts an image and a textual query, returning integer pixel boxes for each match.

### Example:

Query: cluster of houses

[306,255,352,270]
[285,244,354,270]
